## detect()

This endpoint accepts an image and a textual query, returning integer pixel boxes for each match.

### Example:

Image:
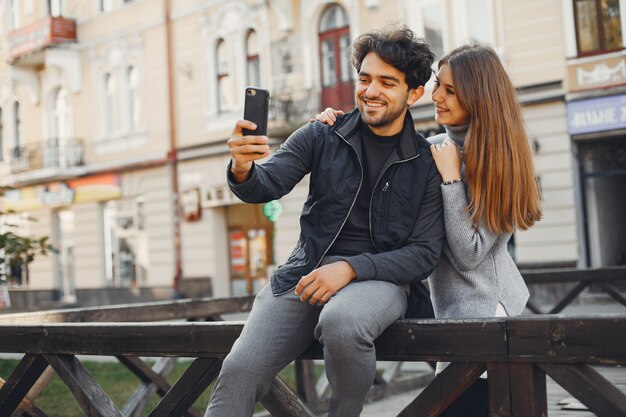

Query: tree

[0,210,55,288]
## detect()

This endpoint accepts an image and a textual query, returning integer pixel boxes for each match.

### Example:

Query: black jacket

[228,109,444,317]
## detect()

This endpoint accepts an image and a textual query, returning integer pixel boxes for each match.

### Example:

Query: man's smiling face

[355,52,421,136]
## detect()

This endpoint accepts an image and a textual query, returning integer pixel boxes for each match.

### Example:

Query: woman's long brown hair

[440,45,542,234]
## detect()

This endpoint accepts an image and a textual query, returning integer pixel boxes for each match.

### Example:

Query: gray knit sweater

[428,125,529,318]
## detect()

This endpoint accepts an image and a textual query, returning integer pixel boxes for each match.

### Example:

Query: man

[205,26,444,417]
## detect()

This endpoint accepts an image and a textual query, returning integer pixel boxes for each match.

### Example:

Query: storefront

[567,94,626,267]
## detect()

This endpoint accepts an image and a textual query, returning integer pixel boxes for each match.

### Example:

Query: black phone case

[242,87,269,136]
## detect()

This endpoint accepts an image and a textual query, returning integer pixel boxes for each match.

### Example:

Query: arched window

[102,73,115,136]
[216,39,234,112]
[246,30,261,87]
[127,66,139,131]
[318,5,353,111]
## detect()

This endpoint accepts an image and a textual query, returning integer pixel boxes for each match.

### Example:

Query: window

[13,101,20,148]
[246,30,261,87]
[318,4,353,111]
[103,199,147,288]
[48,0,64,17]
[102,73,115,136]
[47,87,71,167]
[126,66,139,131]
[216,39,234,112]
[466,0,493,45]
[423,2,444,60]
[9,0,19,30]
[100,0,113,13]
[51,87,70,139]
[574,0,623,55]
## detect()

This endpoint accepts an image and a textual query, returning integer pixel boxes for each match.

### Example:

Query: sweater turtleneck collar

[444,123,470,149]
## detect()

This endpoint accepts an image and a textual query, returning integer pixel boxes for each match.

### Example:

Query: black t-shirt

[327,123,402,256]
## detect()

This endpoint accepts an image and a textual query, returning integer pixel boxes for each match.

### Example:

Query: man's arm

[227,121,317,204]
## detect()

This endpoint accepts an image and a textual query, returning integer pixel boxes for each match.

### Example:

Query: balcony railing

[9,138,84,174]
[6,16,77,63]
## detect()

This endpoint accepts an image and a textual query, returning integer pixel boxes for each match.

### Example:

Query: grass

[0,357,315,416]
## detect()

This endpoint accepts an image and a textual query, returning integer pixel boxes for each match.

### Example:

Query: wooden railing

[0,266,624,417]
[0,316,625,416]
[522,266,626,314]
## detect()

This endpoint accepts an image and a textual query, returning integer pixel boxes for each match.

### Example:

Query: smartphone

[242,87,270,136]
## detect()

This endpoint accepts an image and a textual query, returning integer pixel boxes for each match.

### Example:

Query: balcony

[10,138,84,175]
[6,16,77,65]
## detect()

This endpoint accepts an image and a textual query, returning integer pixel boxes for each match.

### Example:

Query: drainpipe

[165,0,183,297]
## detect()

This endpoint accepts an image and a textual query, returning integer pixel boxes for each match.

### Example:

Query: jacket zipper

[368,154,420,247]
[309,130,364,271]
[381,181,390,233]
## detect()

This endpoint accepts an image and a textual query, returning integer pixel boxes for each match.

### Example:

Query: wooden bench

[0,315,625,417]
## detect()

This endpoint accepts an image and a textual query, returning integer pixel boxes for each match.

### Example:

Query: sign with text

[566,94,626,135]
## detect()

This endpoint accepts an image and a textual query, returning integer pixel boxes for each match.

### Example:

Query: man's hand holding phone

[228,120,270,184]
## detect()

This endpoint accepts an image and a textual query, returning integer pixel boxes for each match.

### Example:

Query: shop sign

[567,94,626,135]
[2,174,121,211]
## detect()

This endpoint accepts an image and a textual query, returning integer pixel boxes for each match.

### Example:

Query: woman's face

[432,63,470,126]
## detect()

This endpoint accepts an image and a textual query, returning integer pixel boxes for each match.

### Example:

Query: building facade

[0,0,623,309]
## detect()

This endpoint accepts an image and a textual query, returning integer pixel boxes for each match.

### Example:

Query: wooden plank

[0,322,246,358]
[540,363,626,416]
[44,354,124,417]
[121,357,178,417]
[0,377,49,417]
[148,358,220,417]
[0,354,48,416]
[0,320,507,362]
[522,266,626,284]
[375,319,508,362]
[486,363,511,417]
[118,356,200,417]
[1,317,624,363]
[261,376,316,417]
[397,362,485,417]
[506,316,626,364]
[509,364,547,417]
[0,296,254,324]
[548,281,589,313]
[597,282,626,307]
[295,360,318,405]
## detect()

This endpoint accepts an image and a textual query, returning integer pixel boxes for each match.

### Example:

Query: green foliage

[0,208,56,285]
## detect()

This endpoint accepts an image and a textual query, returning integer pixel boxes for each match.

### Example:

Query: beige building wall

[515,101,578,264]
[73,202,105,288]
[500,0,566,86]
[22,209,56,290]
[121,166,175,286]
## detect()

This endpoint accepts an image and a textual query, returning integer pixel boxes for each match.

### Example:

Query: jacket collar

[335,108,422,160]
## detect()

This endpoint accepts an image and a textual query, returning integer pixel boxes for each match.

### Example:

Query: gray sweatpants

[204,274,408,417]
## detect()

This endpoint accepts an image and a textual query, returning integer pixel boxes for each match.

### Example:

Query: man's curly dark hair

[351,26,435,90]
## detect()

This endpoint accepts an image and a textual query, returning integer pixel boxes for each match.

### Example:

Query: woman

[316,44,542,416]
